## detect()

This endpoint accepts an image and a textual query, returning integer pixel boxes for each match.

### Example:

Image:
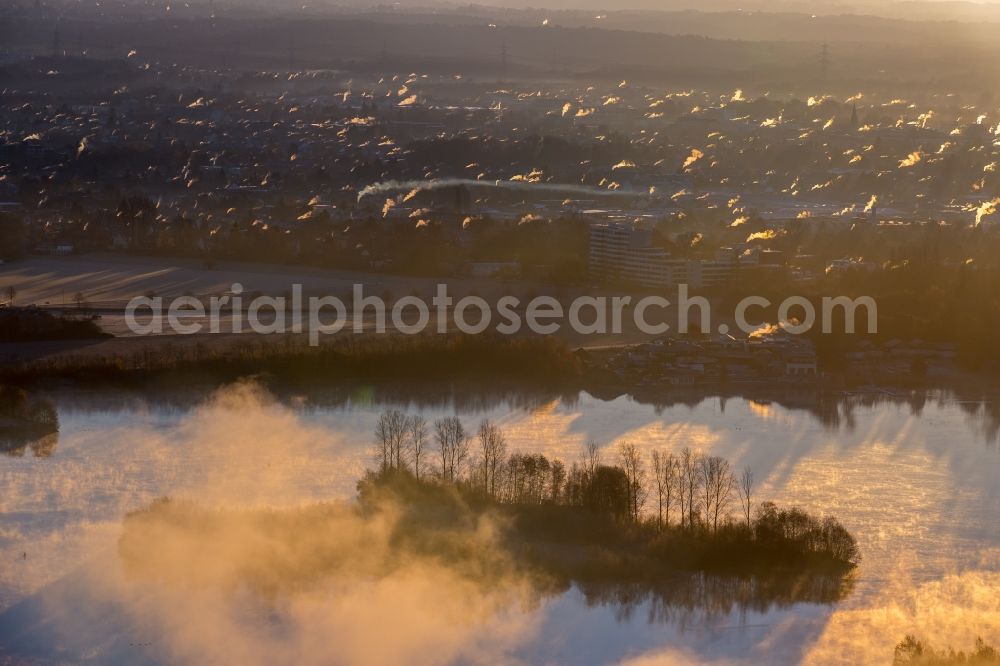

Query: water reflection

[32,382,1000,449]
[0,431,58,458]
[1,381,998,664]
[958,398,1000,448]
[576,572,855,627]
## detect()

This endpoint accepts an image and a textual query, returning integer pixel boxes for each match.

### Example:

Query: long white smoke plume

[357,178,639,202]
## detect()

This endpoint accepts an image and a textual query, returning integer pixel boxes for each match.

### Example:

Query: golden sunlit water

[1,384,998,664]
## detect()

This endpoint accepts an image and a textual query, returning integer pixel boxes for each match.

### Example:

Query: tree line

[0,333,581,389]
[373,408,757,530]
[371,409,859,567]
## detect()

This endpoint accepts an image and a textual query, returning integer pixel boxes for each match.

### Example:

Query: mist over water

[1,382,999,664]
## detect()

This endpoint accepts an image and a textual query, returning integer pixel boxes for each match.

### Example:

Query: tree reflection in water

[0,431,58,458]
[36,380,1000,449]
[575,571,855,628]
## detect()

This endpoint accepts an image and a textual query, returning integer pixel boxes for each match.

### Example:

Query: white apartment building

[589,222,737,289]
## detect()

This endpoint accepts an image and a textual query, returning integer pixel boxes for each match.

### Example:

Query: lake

[1,382,998,664]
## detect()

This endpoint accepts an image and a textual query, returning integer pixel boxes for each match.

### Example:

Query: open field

[0,254,678,363]
[0,253,531,309]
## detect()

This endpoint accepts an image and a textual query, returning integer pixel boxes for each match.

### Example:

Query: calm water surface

[1,384,998,664]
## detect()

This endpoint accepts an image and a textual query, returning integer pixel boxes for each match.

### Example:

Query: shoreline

[2,333,996,428]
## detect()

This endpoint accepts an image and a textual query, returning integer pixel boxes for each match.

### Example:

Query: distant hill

[6,4,1000,91]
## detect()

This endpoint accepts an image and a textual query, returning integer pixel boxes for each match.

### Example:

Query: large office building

[588,222,737,289]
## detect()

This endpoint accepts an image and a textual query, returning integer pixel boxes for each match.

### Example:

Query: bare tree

[651,450,678,528]
[455,427,470,480]
[679,447,702,529]
[717,465,735,530]
[618,441,647,521]
[434,416,469,482]
[5,285,16,307]
[435,416,455,481]
[677,452,687,528]
[582,439,602,479]
[477,419,507,498]
[700,455,736,532]
[652,450,666,527]
[739,466,754,530]
[374,409,409,472]
[700,455,716,531]
[408,415,428,480]
[664,453,678,528]
[549,458,566,504]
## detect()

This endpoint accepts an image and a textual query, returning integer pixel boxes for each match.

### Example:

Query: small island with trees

[359,410,860,583]
[118,407,860,619]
